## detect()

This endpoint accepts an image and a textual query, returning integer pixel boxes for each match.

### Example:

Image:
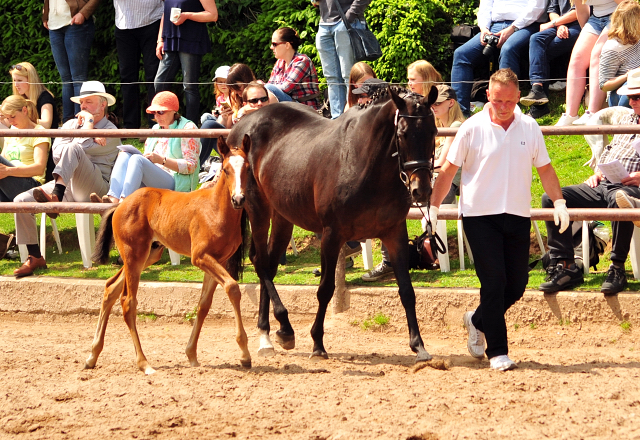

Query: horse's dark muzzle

[410,179,431,205]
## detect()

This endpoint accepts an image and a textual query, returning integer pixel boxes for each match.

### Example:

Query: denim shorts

[583,14,611,35]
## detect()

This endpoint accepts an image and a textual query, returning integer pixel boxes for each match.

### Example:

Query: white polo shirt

[446,106,550,218]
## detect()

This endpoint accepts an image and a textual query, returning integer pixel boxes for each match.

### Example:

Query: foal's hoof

[240,359,252,369]
[83,362,95,370]
[309,350,329,361]
[275,330,295,350]
[257,346,276,357]
[415,348,433,363]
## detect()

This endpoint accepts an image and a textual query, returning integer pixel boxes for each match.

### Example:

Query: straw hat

[70,81,116,106]
[617,68,640,96]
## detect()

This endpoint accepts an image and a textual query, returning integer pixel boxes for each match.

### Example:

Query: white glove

[422,205,439,232]
[553,199,570,234]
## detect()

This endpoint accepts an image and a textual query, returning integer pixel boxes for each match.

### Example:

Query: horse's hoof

[309,350,329,361]
[189,359,200,368]
[275,331,295,350]
[240,359,252,369]
[257,346,276,357]
[144,366,156,375]
[415,349,433,363]
[83,362,95,370]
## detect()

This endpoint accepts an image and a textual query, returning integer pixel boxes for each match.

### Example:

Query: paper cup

[170,7,181,23]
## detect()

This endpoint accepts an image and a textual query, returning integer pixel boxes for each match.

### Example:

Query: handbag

[330,0,382,62]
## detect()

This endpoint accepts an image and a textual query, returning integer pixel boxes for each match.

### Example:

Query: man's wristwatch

[552,20,557,27]
[512,24,520,32]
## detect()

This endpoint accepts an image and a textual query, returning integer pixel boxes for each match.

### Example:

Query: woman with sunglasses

[91,91,200,203]
[0,95,51,202]
[266,27,321,110]
[9,62,59,130]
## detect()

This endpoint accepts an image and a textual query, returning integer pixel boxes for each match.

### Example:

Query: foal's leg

[85,244,165,369]
[192,253,251,368]
[309,230,342,360]
[185,273,217,367]
[383,226,432,363]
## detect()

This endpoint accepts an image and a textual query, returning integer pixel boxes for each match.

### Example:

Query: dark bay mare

[229,86,438,363]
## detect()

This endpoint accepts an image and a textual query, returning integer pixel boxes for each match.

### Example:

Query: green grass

[0,91,637,291]
[357,312,391,331]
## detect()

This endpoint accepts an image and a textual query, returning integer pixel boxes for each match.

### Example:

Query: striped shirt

[114,0,163,30]
[268,53,321,109]
[599,39,640,89]
[599,113,640,181]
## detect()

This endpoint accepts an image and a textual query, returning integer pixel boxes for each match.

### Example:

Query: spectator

[222,63,277,128]
[236,82,272,120]
[315,0,373,119]
[599,0,640,108]
[199,65,230,164]
[431,68,568,370]
[91,91,200,203]
[154,0,218,123]
[13,81,120,278]
[556,0,621,126]
[43,0,99,123]
[113,0,163,129]
[345,61,375,111]
[519,0,581,119]
[407,60,442,97]
[265,27,321,109]
[451,0,547,116]
[0,96,50,203]
[541,68,640,296]
[9,62,60,129]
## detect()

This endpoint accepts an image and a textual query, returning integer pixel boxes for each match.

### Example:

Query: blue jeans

[199,118,226,163]
[316,20,366,119]
[49,20,96,123]
[529,23,581,88]
[0,156,40,202]
[107,152,175,199]
[154,51,203,123]
[583,13,611,35]
[264,83,293,103]
[451,21,539,115]
[608,81,631,108]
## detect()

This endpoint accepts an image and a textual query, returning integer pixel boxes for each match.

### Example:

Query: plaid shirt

[599,112,640,182]
[268,52,321,109]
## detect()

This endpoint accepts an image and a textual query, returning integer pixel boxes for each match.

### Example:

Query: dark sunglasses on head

[629,95,640,101]
[10,64,24,72]
[152,110,167,115]
[247,96,269,104]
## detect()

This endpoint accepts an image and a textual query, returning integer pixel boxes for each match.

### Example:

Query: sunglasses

[270,41,286,48]
[247,96,269,104]
[9,64,24,72]
[629,95,640,101]
[152,110,167,115]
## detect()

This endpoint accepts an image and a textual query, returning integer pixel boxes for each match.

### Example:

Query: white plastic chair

[18,213,63,262]
[434,202,472,272]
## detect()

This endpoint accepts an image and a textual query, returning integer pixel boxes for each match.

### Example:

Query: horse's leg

[85,243,165,369]
[192,253,251,368]
[309,230,343,360]
[249,239,275,356]
[267,214,295,349]
[382,225,432,363]
[185,273,217,367]
[84,268,126,369]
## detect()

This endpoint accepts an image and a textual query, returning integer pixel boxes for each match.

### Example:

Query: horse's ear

[389,87,407,113]
[241,133,252,154]
[425,85,439,107]
[218,136,230,157]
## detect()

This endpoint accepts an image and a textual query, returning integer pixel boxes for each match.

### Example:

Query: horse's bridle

[392,109,435,190]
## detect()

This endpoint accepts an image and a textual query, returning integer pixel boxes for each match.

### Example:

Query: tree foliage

[1,0,478,123]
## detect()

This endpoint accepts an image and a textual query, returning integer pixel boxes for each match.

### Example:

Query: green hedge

[1,0,478,123]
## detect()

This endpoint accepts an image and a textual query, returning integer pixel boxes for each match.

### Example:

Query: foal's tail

[92,207,117,265]
[225,209,249,281]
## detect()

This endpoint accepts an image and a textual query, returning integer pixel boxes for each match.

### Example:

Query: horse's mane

[359,85,423,110]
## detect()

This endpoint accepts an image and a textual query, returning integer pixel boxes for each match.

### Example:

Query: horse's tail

[92,207,117,265]
[225,209,249,281]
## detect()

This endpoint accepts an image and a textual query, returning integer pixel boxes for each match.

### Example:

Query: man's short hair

[489,68,519,89]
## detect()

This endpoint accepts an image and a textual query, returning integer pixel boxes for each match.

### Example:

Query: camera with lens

[482,34,500,58]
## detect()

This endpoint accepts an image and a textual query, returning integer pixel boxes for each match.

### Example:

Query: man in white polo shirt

[429,68,569,371]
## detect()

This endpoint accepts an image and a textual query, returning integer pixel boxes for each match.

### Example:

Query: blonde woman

[345,62,376,110]
[9,62,59,129]
[599,0,640,107]
[407,60,442,97]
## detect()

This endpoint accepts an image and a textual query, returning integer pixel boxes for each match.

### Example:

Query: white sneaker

[489,355,517,371]
[555,113,579,126]
[548,81,567,91]
[463,311,485,359]
[573,111,594,125]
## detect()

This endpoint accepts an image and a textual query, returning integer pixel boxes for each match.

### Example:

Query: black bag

[450,24,480,47]
[408,222,446,270]
[331,0,382,62]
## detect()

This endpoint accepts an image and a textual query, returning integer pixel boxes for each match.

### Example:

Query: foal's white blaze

[257,329,275,357]
[229,156,245,197]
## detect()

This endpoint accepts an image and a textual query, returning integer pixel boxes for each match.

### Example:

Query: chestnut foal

[85,138,251,374]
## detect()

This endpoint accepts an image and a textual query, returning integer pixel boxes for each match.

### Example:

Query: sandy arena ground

[1,308,640,439]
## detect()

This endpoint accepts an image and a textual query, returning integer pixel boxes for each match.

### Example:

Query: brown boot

[32,188,60,219]
[14,255,47,278]
[90,193,103,203]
